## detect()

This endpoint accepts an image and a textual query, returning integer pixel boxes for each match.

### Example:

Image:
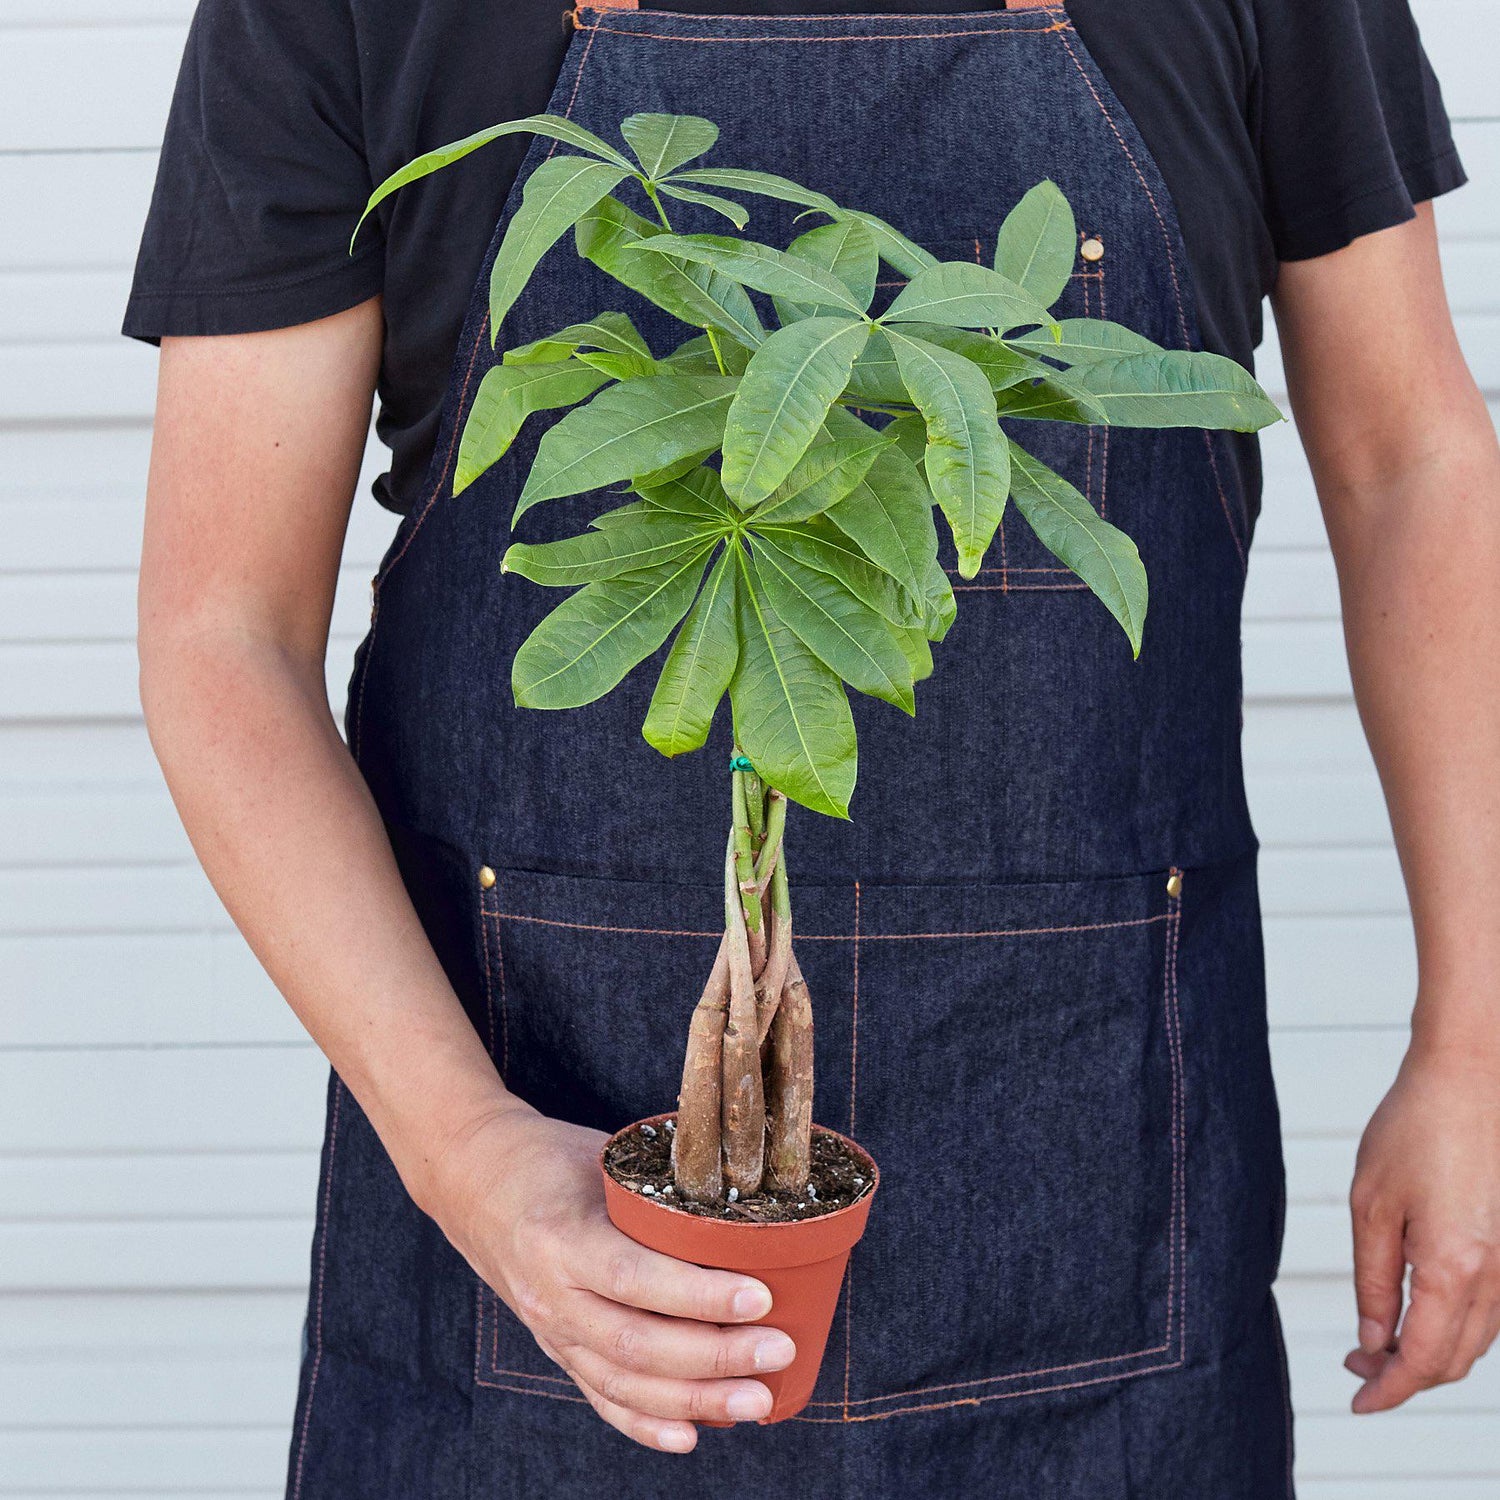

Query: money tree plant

[359,112,1279,1208]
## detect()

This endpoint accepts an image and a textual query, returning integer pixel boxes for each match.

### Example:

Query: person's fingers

[1349,1180,1406,1356]
[534,1335,699,1454]
[1342,1346,1391,1381]
[1445,1293,1500,1386]
[564,1220,773,1323]
[559,1340,775,1425]
[1352,1262,1473,1413]
[562,1288,796,1380]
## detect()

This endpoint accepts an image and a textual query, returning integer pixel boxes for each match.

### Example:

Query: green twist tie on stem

[728,755,755,773]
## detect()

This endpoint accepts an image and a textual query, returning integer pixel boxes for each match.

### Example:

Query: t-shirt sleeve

[1254,0,1466,263]
[123,0,382,342]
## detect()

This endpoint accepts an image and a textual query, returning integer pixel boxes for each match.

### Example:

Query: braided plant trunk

[672,755,813,1204]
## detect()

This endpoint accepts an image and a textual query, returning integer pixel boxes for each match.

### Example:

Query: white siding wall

[0,0,1496,1492]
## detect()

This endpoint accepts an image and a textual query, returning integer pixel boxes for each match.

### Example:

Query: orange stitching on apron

[475,1376,590,1402]
[485,909,1171,941]
[816,1339,1177,1409]
[479,893,498,1061]
[952,580,1087,592]
[792,1353,1184,1421]
[290,1078,343,1498]
[572,20,1073,41]
[577,4,1065,16]
[1095,265,1111,518]
[842,879,862,1418]
[801,883,1185,1413]
[1053,26,1247,570]
[1166,875,1186,1352]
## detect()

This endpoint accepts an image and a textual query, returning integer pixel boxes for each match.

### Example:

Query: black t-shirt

[125,0,1464,517]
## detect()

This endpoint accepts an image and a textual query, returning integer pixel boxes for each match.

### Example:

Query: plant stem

[755,857,793,1048]
[644,179,730,377]
[766,952,814,1193]
[730,755,763,939]
[673,922,729,1203]
[720,821,765,1195]
[754,789,788,890]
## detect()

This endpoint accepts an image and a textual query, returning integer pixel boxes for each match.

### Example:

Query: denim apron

[287,2,1294,1494]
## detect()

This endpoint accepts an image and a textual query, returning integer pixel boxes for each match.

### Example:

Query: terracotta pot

[600,1114,879,1424]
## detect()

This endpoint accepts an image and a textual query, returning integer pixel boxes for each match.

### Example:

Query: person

[127,0,1500,1493]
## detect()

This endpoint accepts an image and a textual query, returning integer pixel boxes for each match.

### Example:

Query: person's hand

[421,1105,796,1451]
[1346,1038,1500,1411]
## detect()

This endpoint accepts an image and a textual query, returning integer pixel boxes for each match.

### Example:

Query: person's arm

[1273,203,1500,1412]
[138,301,793,1451]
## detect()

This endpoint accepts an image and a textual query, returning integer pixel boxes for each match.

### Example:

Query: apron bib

[289,4,1295,1494]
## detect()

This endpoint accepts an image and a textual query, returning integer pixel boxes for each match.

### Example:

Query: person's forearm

[140,627,529,1208]
[1326,408,1500,1053]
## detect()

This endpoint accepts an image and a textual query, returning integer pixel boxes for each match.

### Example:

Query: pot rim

[600,1112,879,1232]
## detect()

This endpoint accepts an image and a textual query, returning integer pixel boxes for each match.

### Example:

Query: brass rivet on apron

[478,865,497,890]
[1166,872,1183,899]
[1080,236,1105,263]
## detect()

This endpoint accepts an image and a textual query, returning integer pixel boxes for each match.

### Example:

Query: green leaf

[895,626,934,682]
[512,548,713,709]
[589,501,657,530]
[621,113,719,178]
[920,548,958,642]
[883,261,1057,335]
[635,464,737,522]
[820,439,939,600]
[752,535,915,713]
[643,549,739,756]
[731,551,857,818]
[659,173,932,276]
[850,325,1045,403]
[515,374,738,522]
[994,179,1077,309]
[898,324,1046,392]
[1010,318,1162,365]
[753,425,896,525]
[723,317,871,507]
[352,115,636,247]
[631,447,723,489]
[455,361,611,494]
[994,369,1109,424]
[845,330,912,406]
[574,348,661,381]
[886,328,1011,579]
[774,220,879,325]
[752,518,919,629]
[657,182,750,229]
[489,157,632,341]
[502,518,716,587]
[504,312,651,366]
[658,331,753,377]
[833,211,937,278]
[1007,439,1147,655]
[882,412,929,466]
[629,234,869,314]
[576,198,765,350]
[666,167,839,214]
[1062,350,1283,431]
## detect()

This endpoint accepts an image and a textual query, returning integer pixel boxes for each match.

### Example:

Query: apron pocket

[468,864,1184,1411]
[799,867,1186,1421]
